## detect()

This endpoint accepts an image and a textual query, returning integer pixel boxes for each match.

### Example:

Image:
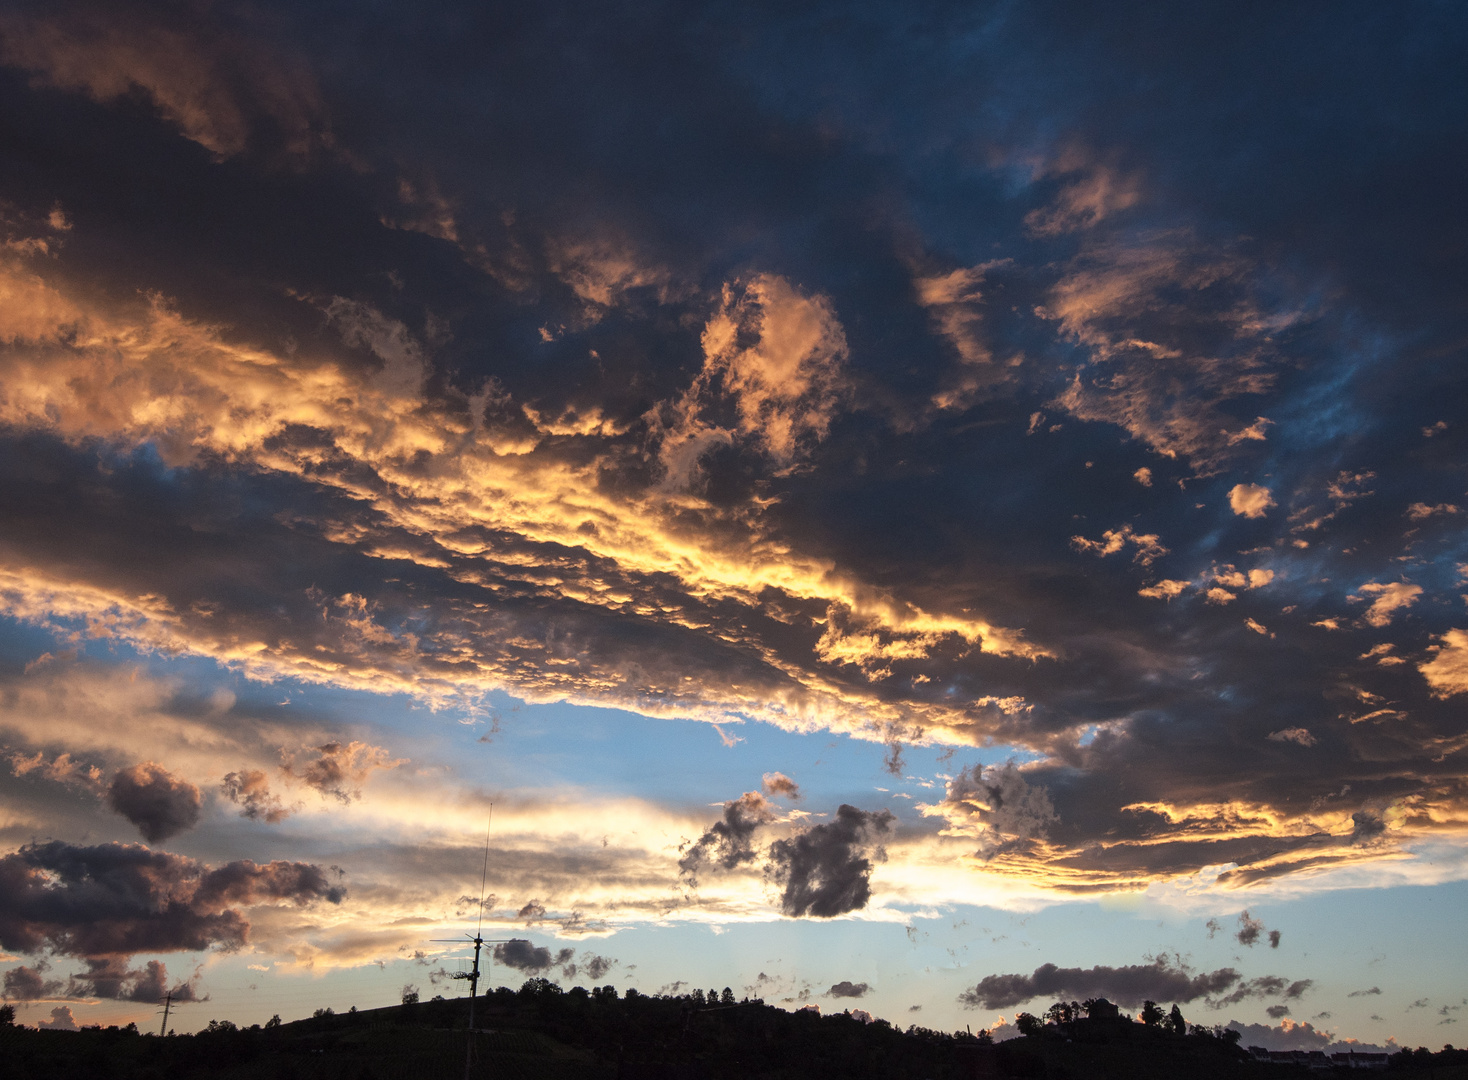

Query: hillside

[2,983,1465,1080]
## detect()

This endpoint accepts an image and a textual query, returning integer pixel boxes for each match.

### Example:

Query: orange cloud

[1041,232,1293,473]
[0,7,327,159]
[1420,629,1468,698]
[0,252,1046,748]
[1229,483,1274,518]
[1352,582,1422,628]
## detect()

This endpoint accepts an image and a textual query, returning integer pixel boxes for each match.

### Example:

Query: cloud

[1025,161,1142,237]
[913,261,1011,410]
[925,763,1058,858]
[679,792,773,886]
[0,3,328,159]
[1349,812,1387,844]
[0,250,1041,749]
[580,954,615,981]
[1225,1018,1390,1054]
[281,741,404,805]
[37,1004,78,1030]
[6,750,103,792]
[221,769,291,824]
[545,231,673,311]
[767,805,894,918]
[1406,502,1459,520]
[761,772,801,800]
[1266,728,1316,747]
[1211,977,1312,1007]
[1042,233,1290,473]
[1352,582,1422,628]
[2,961,63,1000]
[654,273,849,481]
[69,957,202,1003]
[1420,629,1468,697]
[491,939,574,975]
[0,840,344,961]
[106,762,201,842]
[1266,1004,1290,1019]
[1138,579,1189,600]
[828,980,870,998]
[1070,525,1168,567]
[1235,910,1265,946]
[1347,987,1382,998]
[1228,484,1274,519]
[959,956,1242,1010]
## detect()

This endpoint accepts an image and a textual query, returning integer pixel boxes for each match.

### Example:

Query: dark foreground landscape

[4,982,1466,1080]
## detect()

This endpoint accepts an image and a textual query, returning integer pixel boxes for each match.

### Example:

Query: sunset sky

[1,0,1466,1050]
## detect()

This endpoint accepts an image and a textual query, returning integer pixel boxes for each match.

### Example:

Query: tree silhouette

[1140,1000,1164,1026]
[1168,1004,1186,1035]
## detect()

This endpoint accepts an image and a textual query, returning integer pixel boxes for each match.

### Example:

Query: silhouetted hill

[2,984,1465,1079]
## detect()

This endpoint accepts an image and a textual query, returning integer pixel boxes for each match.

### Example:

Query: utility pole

[158,991,172,1037]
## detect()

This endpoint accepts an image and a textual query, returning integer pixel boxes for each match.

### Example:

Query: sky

[0,0,1465,1051]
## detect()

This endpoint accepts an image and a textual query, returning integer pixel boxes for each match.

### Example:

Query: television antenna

[431,804,510,1080]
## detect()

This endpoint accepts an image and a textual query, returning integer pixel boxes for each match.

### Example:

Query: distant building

[1330,1050,1389,1070]
[1247,1047,1335,1070]
[1086,999,1121,1021]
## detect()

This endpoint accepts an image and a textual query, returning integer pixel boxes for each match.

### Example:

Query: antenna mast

[433,804,506,1080]
[158,990,172,1037]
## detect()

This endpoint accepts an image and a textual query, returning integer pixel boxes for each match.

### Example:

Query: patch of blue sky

[2,620,1032,818]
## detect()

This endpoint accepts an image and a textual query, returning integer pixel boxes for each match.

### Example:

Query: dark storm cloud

[1211,977,1313,1008]
[961,958,1311,1013]
[0,840,344,960]
[767,805,893,918]
[69,957,202,1003]
[492,939,574,975]
[106,762,202,843]
[828,981,869,999]
[0,0,329,159]
[3,961,62,1000]
[960,957,1243,1011]
[0,0,1465,894]
[679,792,772,885]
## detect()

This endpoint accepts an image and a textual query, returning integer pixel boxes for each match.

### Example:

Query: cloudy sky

[1,0,1465,1049]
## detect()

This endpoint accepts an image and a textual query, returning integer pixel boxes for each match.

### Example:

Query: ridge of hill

[3,981,1466,1079]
